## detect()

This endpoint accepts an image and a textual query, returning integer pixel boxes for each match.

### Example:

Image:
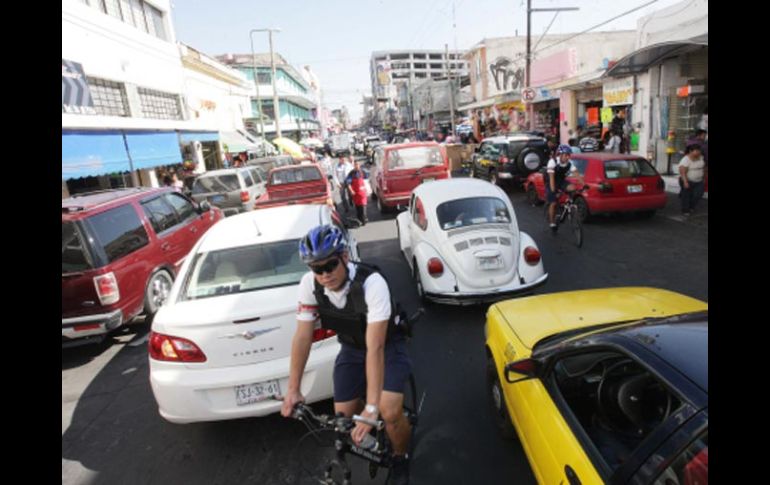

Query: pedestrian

[686,129,708,167]
[334,156,354,213]
[171,173,184,191]
[604,129,622,154]
[546,136,558,159]
[678,144,707,216]
[347,160,368,226]
[162,174,173,187]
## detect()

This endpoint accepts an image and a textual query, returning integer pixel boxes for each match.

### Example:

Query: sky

[170,0,686,123]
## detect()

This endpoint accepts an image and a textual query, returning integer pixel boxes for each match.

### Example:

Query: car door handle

[161,242,170,251]
[564,465,581,485]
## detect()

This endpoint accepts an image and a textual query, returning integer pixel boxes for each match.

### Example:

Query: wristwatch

[364,403,379,415]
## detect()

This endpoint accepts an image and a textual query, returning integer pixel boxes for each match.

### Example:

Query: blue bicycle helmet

[299,224,348,263]
[556,144,572,155]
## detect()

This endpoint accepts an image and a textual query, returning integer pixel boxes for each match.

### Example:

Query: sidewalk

[661,175,708,200]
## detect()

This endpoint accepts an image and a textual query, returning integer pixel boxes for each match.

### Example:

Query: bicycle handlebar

[291,402,385,431]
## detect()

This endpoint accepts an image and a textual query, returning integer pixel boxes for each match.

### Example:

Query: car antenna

[253,220,262,236]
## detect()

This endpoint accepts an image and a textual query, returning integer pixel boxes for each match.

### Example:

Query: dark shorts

[545,179,570,203]
[333,337,412,403]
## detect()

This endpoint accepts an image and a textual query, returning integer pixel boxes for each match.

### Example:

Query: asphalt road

[62,182,707,485]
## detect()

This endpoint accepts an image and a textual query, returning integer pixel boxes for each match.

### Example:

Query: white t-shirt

[679,155,706,183]
[296,263,392,324]
[334,162,354,186]
[546,159,575,173]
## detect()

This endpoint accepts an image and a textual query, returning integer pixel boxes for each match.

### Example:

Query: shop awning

[124,132,182,171]
[605,36,708,78]
[178,131,220,143]
[62,132,131,180]
[220,130,259,153]
[543,71,604,91]
[458,92,523,113]
[457,98,497,112]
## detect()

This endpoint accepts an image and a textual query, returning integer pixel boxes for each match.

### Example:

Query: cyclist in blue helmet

[284,224,414,485]
[546,144,584,233]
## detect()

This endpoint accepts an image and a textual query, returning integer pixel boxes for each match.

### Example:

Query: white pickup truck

[330,133,352,157]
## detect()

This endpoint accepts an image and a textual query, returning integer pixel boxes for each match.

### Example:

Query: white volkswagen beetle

[396,178,547,305]
[149,204,358,423]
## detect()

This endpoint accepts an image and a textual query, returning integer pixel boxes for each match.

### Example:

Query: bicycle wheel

[569,206,583,248]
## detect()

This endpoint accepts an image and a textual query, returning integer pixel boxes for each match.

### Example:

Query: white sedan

[396,178,547,305]
[149,204,359,424]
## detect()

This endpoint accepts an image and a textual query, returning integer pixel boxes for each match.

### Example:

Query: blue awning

[178,131,220,143]
[124,132,182,170]
[62,132,131,180]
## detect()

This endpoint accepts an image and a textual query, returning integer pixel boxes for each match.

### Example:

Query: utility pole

[249,30,265,139]
[267,29,282,138]
[446,44,456,138]
[526,2,579,132]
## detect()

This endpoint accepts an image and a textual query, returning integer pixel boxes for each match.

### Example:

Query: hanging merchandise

[587,107,599,125]
[600,108,613,124]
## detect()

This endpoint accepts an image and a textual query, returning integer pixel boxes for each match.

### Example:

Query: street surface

[62,182,707,485]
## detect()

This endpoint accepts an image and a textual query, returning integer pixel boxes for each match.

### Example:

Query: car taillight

[657,178,665,191]
[500,156,510,164]
[313,328,336,342]
[93,272,120,305]
[240,191,250,202]
[598,182,613,193]
[523,246,541,265]
[427,258,444,277]
[149,331,207,362]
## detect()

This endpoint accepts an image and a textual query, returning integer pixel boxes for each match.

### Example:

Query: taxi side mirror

[504,358,540,384]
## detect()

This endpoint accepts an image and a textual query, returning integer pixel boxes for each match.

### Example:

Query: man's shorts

[333,336,412,402]
[545,179,570,203]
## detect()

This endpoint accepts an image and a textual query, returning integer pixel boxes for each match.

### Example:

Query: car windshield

[388,146,443,170]
[436,197,512,230]
[270,167,322,184]
[192,174,239,194]
[183,239,306,299]
[604,159,658,179]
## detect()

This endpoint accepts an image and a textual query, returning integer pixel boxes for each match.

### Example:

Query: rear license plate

[627,185,643,193]
[210,195,225,204]
[235,379,281,406]
[476,256,503,270]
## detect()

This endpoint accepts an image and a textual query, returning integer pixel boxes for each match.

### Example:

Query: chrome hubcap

[151,274,171,308]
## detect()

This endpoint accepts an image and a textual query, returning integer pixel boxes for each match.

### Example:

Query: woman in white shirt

[678,144,706,216]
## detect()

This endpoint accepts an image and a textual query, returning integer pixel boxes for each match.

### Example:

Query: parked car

[254,163,332,209]
[330,132,353,157]
[246,154,295,173]
[524,153,667,221]
[148,204,359,423]
[62,188,223,347]
[190,167,268,217]
[396,178,547,305]
[485,287,708,485]
[370,142,450,214]
[469,133,549,187]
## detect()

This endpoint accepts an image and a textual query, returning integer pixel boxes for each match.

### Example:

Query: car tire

[377,194,391,214]
[487,357,517,440]
[574,196,591,223]
[413,262,429,303]
[144,269,174,316]
[527,184,542,206]
[517,148,546,175]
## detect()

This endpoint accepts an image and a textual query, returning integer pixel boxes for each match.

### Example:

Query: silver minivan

[190,167,268,216]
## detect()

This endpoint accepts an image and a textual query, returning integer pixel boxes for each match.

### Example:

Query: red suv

[62,188,223,347]
[370,142,450,213]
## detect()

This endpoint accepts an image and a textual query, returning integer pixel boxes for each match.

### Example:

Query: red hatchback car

[525,153,667,221]
[62,187,223,347]
[370,142,450,213]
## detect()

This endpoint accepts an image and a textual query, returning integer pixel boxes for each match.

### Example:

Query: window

[430,63,443,69]
[183,239,307,299]
[390,53,409,60]
[240,169,255,187]
[571,159,589,176]
[192,174,240,194]
[270,167,322,184]
[103,0,123,20]
[86,204,150,262]
[413,54,426,59]
[143,2,166,39]
[141,196,179,234]
[129,0,149,32]
[62,222,94,273]
[86,77,130,117]
[429,54,442,60]
[164,193,196,223]
[413,63,427,69]
[415,73,427,78]
[653,432,708,485]
[138,87,182,120]
[436,197,511,230]
[257,71,272,84]
[413,198,427,231]
[604,159,658,179]
[388,146,443,170]
[549,350,682,472]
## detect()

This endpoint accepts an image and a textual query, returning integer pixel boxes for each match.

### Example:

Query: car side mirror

[504,358,540,384]
[198,201,212,213]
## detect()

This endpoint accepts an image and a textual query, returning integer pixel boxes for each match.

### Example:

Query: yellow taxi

[485,288,708,484]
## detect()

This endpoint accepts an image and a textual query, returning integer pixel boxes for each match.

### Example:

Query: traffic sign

[522,87,536,102]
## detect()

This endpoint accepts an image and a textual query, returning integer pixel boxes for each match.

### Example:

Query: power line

[532,12,560,52]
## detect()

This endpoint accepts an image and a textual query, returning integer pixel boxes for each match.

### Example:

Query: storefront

[603,77,635,151]
[531,93,560,137]
[575,86,604,138]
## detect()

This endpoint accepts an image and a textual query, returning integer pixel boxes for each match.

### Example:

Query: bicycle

[544,185,588,248]
[286,309,424,484]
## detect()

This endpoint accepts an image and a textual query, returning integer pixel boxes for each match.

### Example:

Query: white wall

[181,64,251,133]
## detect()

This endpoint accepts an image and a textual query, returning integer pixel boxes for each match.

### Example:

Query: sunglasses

[309,258,341,275]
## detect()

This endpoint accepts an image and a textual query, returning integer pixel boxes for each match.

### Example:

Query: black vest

[551,160,573,186]
[313,262,401,350]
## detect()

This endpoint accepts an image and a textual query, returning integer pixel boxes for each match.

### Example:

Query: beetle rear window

[436,197,512,230]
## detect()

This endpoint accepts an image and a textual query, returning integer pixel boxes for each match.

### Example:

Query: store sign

[603,77,633,106]
[62,59,95,115]
[676,85,705,97]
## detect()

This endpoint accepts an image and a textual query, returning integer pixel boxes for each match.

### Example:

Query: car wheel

[487,357,517,440]
[574,196,591,223]
[413,262,429,302]
[526,184,542,206]
[144,269,174,316]
[377,194,390,214]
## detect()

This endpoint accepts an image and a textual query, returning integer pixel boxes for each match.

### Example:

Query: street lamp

[251,28,282,138]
